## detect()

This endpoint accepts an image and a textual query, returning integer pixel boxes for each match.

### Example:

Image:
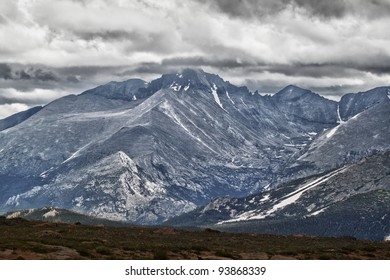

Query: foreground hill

[0,217,389,260]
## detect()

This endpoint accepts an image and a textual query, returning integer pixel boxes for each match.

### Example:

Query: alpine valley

[1,69,389,240]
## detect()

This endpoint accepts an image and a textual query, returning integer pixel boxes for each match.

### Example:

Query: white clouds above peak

[0,0,390,118]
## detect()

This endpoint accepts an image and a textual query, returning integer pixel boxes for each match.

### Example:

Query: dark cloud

[75,30,138,41]
[162,56,254,69]
[0,64,12,79]
[199,0,390,19]
[256,63,360,78]
[292,0,348,18]
[19,70,32,80]
[293,0,390,18]
[30,68,58,82]
[198,0,286,19]
[0,64,59,82]
[57,65,118,77]
[66,76,80,83]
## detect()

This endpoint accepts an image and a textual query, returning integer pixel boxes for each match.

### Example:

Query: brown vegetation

[0,216,389,260]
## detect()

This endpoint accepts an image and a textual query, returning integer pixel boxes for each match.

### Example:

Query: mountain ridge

[0,69,389,230]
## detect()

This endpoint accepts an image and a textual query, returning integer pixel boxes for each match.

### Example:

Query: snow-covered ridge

[219,166,349,224]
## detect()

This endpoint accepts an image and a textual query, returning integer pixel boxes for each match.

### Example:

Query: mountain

[0,106,42,132]
[167,151,390,240]
[339,86,390,121]
[276,97,390,183]
[0,69,389,228]
[272,85,338,126]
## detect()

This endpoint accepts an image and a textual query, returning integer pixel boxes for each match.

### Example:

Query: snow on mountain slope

[279,98,390,183]
[167,151,390,240]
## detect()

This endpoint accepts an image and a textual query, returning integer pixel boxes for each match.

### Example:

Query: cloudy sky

[1,0,390,119]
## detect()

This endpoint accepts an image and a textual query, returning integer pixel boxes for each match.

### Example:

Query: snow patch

[307,207,329,217]
[326,103,347,138]
[62,142,92,164]
[169,82,181,91]
[260,194,270,202]
[326,126,339,138]
[226,91,235,104]
[43,209,58,218]
[184,83,190,91]
[263,184,271,191]
[336,103,345,124]
[240,97,247,106]
[385,234,390,241]
[159,101,218,153]
[350,111,363,120]
[211,84,224,109]
[265,166,348,216]
[132,95,137,101]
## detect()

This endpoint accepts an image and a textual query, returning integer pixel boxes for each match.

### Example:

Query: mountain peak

[272,85,338,124]
[273,85,313,100]
[143,68,238,95]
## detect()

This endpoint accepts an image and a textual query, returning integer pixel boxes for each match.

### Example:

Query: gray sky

[1,0,390,119]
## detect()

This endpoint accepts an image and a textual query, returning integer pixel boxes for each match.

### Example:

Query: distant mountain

[277,97,390,183]
[0,69,389,230]
[272,85,338,126]
[339,86,390,121]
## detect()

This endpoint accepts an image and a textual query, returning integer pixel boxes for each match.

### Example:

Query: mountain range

[1,69,389,239]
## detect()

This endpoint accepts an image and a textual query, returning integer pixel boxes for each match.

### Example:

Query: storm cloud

[0,0,390,118]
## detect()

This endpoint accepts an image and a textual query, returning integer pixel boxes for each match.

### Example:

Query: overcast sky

[1,0,390,119]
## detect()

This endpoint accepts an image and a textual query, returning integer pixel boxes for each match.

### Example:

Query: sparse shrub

[215,249,235,259]
[283,251,298,256]
[362,246,376,252]
[318,254,331,260]
[153,248,168,260]
[77,249,92,257]
[190,245,208,251]
[96,246,111,255]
